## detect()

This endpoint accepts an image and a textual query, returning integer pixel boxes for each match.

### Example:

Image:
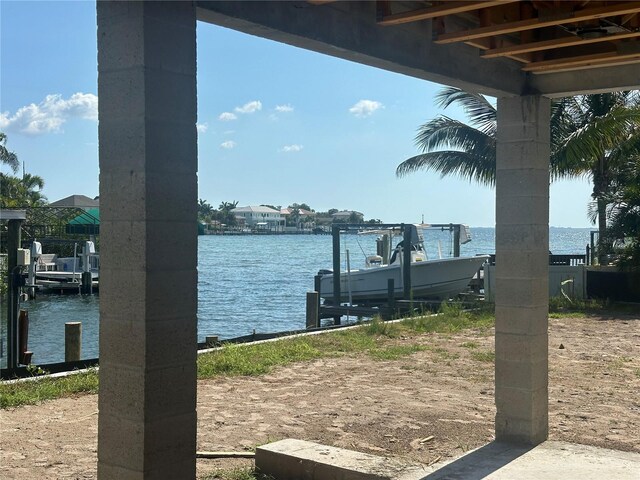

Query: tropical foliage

[0,132,19,173]
[396,88,640,254]
[197,199,238,226]
[0,133,47,208]
[603,158,640,268]
[0,173,47,208]
[551,92,640,252]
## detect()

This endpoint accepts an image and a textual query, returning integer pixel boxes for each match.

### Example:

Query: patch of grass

[402,302,494,335]
[460,341,479,349]
[364,316,401,337]
[0,368,99,409]
[433,347,460,361]
[197,339,322,378]
[1,306,495,408]
[369,344,426,361]
[548,296,608,316]
[471,350,495,363]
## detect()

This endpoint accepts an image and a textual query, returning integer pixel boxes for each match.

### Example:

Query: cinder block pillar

[495,95,550,445]
[97,2,197,478]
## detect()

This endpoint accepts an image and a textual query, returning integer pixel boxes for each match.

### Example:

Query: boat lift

[328,222,471,309]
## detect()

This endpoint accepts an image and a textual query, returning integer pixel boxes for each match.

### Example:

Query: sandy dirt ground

[1,313,639,479]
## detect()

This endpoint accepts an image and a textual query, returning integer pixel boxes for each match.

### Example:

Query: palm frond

[414,116,494,157]
[434,87,496,135]
[396,150,495,186]
[553,106,640,175]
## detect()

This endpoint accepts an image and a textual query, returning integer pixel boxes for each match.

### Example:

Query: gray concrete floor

[414,441,640,480]
[257,439,639,480]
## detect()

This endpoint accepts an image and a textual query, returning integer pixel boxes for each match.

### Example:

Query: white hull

[35,271,98,282]
[320,256,489,304]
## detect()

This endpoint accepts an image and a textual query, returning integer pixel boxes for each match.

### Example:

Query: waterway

[1,227,592,366]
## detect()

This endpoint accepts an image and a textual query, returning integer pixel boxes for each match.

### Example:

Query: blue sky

[1,1,593,227]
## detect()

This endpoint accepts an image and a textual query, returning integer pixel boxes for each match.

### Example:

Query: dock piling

[65,322,82,362]
[306,291,320,329]
[387,278,395,311]
[18,310,31,365]
[81,271,93,295]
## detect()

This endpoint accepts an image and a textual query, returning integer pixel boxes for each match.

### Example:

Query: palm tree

[198,198,214,222]
[0,172,47,207]
[396,87,640,252]
[602,157,640,267]
[551,92,640,250]
[0,132,19,173]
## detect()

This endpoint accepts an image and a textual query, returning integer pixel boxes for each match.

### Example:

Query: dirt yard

[1,313,639,479]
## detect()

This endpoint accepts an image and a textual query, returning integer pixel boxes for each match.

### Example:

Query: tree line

[197,199,381,227]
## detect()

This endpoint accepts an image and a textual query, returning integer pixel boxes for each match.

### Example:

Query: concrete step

[255,438,428,480]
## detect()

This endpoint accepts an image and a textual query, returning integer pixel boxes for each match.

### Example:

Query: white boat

[318,225,489,304]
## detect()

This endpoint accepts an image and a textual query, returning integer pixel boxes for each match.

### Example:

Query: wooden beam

[378,0,518,26]
[436,2,640,44]
[483,30,640,58]
[466,37,533,62]
[523,50,640,73]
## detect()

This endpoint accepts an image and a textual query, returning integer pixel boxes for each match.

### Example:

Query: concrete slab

[255,439,429,480]
[408,441,640,480]
[257,439,640,480]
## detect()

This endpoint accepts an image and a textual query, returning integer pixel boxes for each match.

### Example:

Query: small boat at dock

[318,224,489,304]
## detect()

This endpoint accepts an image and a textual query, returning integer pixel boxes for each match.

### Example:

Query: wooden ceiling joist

[482,30,640,59]
[435,2,640,45]
[305,0,640,78]
[377,0,517,26]
[522,49,640,73]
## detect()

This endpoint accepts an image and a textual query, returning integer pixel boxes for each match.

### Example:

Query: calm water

[1,227,592,366]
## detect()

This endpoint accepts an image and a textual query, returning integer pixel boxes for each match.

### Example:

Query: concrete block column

[97,2,197,478]
[495,95,550,445]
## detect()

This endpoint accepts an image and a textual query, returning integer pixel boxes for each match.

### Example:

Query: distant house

[231,206,284,230]
[331,210,363,223]
[280,207,315,217]
[280,207,316,231]
[49,195,99,211]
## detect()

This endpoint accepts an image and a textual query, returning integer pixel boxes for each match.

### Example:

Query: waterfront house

[331,210,364,223]
[281,207,316,230]
[231,205,284,231]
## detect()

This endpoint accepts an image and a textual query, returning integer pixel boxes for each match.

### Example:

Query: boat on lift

[317,224,488,304]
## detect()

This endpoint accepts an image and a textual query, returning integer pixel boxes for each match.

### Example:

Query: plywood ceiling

[313,1,640,75]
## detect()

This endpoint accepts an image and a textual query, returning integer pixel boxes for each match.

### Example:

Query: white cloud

[280,144,303,153]
[219,112,237,121]
[235,100,262,114]
[275,104,294,113]
[349,99,383,118]
[1,92,98,135]
[220,140,236,149]
[196,122,208,134]
[223,130,236,135]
